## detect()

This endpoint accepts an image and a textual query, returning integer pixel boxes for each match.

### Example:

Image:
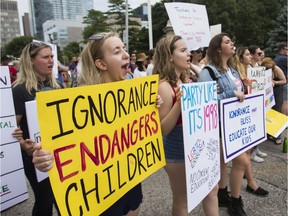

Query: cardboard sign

[247,67,275,112]
[0,66,28,211]
[25,100,48,182]
[220,93,266,163]
[266,109,288,138]
[36,75,165,215]
[181,81,220,212]
[164,2,211,51]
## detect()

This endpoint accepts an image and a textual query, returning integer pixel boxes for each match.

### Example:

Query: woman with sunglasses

[198,33,248,216]
[11,41,62,216]
[189,47,205,81]
[32,32,163,216]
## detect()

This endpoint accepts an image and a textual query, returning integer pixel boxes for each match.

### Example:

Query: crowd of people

[2,31,287,216]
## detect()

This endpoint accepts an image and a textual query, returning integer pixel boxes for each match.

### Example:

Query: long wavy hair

[207,33,234,72]
[152,35,187,87]
[78,32,118,85]
[13,42,61,93]
[230,47,249,80]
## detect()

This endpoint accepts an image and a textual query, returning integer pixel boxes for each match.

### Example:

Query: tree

[266,5,288,57]
[63,41,81,64]
[2,36,35,58]
[82,10,110,40]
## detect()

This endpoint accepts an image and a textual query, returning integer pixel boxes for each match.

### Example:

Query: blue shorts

[163,124,185,163]
[100,184,142,216]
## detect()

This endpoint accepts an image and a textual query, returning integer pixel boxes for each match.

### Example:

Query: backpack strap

[204,66,218,81]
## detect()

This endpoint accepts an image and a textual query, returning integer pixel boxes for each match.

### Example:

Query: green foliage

[2,36,35,58]
[128,27,149,54]
[266,5,288,57]
[63,41,81,64]
[82,10,110,40]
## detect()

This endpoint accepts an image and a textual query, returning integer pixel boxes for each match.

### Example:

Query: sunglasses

[256,52,263,56]
[89,33,107,40]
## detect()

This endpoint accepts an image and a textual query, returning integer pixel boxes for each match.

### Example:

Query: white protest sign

[33,40,58,78]
[220,92,266,163]
[25,100,48,182]
[181,81,220,212]
[247,67,275,112]
[0,66,28,211]
[164,2,211,51]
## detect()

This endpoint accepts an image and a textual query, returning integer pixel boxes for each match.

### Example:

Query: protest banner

[247,67,275,112]
[266,109,288,138]
[164,2,211,51]
[0,66,28,211]
[36,75,165,215]
[25,101,48,182]
[181,81,220,212]
[220,93,266,163]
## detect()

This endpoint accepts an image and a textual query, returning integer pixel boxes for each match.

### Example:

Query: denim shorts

[163,124,185,163]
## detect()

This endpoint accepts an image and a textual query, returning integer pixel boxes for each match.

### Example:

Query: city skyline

[16,0,160,35]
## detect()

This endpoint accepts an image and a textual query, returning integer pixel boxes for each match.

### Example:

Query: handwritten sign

[220,93,266,163]
[181,81,220,212]
[36,75,165,215]
[164,2,211,51]
[0,66,28,211]
[247,67,275,112]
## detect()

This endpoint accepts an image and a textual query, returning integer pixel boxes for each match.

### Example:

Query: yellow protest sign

[36,75,166,216]
[266,109,288,138]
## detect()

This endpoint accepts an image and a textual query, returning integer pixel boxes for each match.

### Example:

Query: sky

[16,0,160,35]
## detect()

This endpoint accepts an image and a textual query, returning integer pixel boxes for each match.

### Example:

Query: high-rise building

[0,0,21,49]
[22,12,32,36]
[29,0,93,40]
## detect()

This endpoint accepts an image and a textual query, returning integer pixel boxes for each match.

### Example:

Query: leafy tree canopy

[2,36,35,58]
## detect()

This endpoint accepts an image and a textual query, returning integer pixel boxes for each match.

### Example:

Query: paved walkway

[1,133,287,216]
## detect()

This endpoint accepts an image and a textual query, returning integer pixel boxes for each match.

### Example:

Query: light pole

[48,33,53,44]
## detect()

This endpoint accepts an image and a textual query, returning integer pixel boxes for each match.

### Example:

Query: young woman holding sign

[11,41,62,216]
[198,33,248,216]
[152,35,219,216]
[32,32,163,216]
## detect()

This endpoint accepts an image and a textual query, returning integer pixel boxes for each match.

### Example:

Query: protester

[68,56,79,86]
[261,57,287,144]
[274,43,288,115]
[248,45,263,67]
[247,45,268,162]
[189,47,206,81]
[153,34,219,216]
[198,33,248,216]
[146,48,155,76]
[32,32,163,216]
[58,61,69,87]
[133,52,148,78]
[11,41,62,216]
[128,52,137,74]
[231,47,269,196]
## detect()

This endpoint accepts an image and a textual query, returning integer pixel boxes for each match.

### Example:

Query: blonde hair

[78,32,118,86]
[230,47,249,80]
[152,35,187,87]
[13,42,61,93]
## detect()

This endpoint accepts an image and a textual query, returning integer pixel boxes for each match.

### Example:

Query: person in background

[133,52,148,78]
[198,33,248,216]
[274,43,288,115]
[128,52,137,74]
[1,55,17,83]
[189,47,206,81]
[146,48,155,76]
[248,45,263,67]
[261,57,287,144]
[58,61,69,88]
[32,32,163,216]
[231,47,269,196]
[153,34,219,216]
[247,45,267,162]
[69,56,79,87]
[11,41,62,216]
